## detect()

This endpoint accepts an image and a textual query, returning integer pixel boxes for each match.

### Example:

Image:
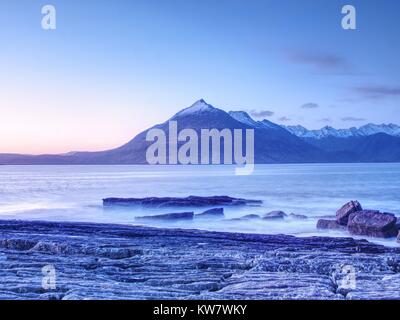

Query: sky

[0,0,399,154]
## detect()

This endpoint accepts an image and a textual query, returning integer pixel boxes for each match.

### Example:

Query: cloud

[278,116,291,122]
[285,50,351,73]
[353,85,400,100]
[342,116,365,122]
[320,118,332,123]
[301,103,319,109]
[248,109,274,118]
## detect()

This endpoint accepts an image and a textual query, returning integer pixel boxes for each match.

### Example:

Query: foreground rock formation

[0,220,399,300]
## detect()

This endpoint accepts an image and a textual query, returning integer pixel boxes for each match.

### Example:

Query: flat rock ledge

[0,220,399,300]
[103,196,262,208]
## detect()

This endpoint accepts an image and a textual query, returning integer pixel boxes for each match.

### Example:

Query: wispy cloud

[320,118,332,123]
[353,85,400,100]
[285,50,354,74]
[248,109,274,118]
[301,102,319,109]
[278,116,291,122]
[342,116,365,122]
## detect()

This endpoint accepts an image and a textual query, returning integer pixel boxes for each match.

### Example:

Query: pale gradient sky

[1,0,399,154]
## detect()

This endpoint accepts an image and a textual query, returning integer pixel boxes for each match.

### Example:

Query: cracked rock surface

[0,220,399,300]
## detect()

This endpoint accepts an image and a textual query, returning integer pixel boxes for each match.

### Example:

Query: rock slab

[348,210,398,238]
[336,201,362,226]
[196,208,224,218]
[103,196,262,208]
[263,211,287,220]
[0,220,399,300]
[135,212,194,222]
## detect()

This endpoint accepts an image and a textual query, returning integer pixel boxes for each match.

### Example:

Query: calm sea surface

[0,164,399,245]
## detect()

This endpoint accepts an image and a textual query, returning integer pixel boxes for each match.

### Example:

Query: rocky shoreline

[317,201,400,242]
[0,219,400,300]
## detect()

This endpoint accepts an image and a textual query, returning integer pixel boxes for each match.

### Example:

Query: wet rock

[317,219,345,230]
[289,213,308,220]
[263,211,287,220]
[0,219,399,300]
[0,239,37,251]
[241,214,261,220]
[29,241,71,254]
[397,230,400,243]
[103,196,262,208]
[135,212,194,222]
[336,201,362,226]
[97,247,143,259]
[348,210,398,238]
[196,208,224,218]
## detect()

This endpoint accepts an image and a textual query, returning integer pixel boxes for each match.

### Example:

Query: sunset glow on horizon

[1,0,400,154]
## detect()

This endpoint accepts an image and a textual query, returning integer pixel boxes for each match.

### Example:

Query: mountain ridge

[1,99,399,164]
[283,123,400,139]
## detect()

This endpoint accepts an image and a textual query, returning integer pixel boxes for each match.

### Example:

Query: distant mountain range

[1,99,400,164]
[284,123,400,139]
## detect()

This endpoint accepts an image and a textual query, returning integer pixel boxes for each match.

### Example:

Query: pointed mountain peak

[173,99,217,118]
[189,99,213,109]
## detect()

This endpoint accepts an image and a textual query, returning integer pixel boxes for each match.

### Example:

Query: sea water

[0,163,399,246]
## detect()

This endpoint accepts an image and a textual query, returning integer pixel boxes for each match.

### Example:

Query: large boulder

[336,201,362,226]
[347,210,398,238]
[316,219,345,230]
[263,211,287,220]
[196,208,224,219]
[135,212,194,222]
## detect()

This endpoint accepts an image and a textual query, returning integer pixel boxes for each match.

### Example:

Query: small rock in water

[336,201,362,226]
[317,219,345,230]
[347,210,398,238]
[241,214,261,220]
[289,213,308,220]
[196,208,224,219]
[135,212,194,222]
[263,211,287,220]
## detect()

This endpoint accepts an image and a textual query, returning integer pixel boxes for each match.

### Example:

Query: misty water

[0,164,399,246]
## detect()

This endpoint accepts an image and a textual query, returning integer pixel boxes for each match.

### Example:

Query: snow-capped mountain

[173,99,218,117]
[229,111,284,131]
[283,124,400,139]
[1,99,400,164]
[0,99,327,164]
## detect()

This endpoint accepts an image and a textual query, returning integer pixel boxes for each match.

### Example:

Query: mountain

[282,123,400,163]
[0,100,328,165]
[1,99,400,164]
[94,99,328,164]
[284,123,400,139]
